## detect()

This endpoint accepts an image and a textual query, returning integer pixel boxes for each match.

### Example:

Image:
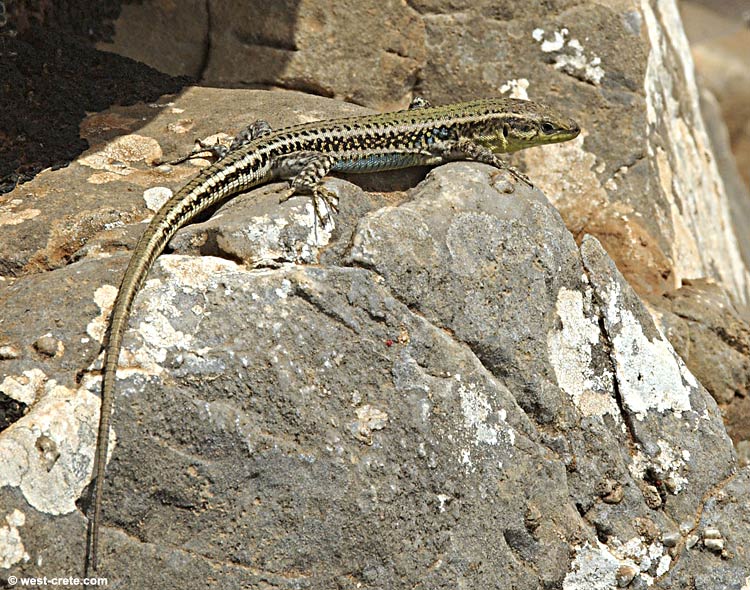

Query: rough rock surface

[100,0,750,313]
[0,87,747,588]
[681,0,750,192]
[680,0,750,281]
[2,1,750,588]
[652,280,750,457]
[97,0,750,456]
[697,88,750,274]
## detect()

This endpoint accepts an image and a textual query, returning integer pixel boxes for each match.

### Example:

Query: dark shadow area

[0,1,190,193]
[0,0,303,194]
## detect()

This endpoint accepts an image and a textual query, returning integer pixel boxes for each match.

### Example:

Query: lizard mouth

[567,119,581,138]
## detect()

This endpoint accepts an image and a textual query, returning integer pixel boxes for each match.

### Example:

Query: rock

[0,89,371,278]
[32,335,62,358]
[681,1,750,192]
[651,279,750,448]
[697,88,750,278]
[98,0,750,312]
[0,86,745,585]
[680,1,750,296]
[2,0,750,586]
[661,470,750,589]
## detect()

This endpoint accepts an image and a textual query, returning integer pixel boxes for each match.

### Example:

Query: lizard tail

[85,154,269,573]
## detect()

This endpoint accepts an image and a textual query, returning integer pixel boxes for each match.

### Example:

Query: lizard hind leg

[166,119,274,165]
[278,154,340,231]
[228,119,273,151]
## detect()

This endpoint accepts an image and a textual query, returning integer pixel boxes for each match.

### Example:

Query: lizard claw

[507,165,533,188]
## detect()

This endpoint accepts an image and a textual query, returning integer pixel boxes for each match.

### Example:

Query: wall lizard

[85,97,580,572]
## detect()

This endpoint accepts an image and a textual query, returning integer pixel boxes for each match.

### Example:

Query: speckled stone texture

[2,0,750,587]
[0,88,746,588]
[96,0,750,456]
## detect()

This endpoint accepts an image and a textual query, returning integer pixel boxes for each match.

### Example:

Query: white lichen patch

[350,404,389,444]
[79,134,162,182]
[0,198,40,227]
[499,78,530,100]
[613,536,663,579]
[156,255,240,291]
[143,186,172,212]
[293,195,335,248]
[90,257,239,381]
[274,278,293,299]
[547,288,618,417]
[533,27,566,52]
[0,374,107,516]
[131,257,248,374]
[656,554,671,577]
[630,438,689,493]
[236,196,334,265]
[436,493,451,513]
[564,535,671,589]
[132,282,191,374]
[532,28,604,85]
[457,381,515,467]
[87,285,118,344]
[563,541,627,590]
[601,279,694,419]
[0,369,46,405]
[0,509,29,568]
[165,118,195,135]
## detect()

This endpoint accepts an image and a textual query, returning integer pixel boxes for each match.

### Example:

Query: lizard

[84,96,580,573]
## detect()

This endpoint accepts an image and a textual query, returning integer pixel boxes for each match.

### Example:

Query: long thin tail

[85,155,267,573]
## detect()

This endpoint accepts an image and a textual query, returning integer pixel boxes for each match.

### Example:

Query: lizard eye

[541,122,556,134]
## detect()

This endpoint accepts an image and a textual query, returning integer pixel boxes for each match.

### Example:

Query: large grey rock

[94,1,750,455]
[3,0,750,582]
[1,122,745,586]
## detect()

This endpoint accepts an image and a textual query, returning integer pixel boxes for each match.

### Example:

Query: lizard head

[470,100,581,153]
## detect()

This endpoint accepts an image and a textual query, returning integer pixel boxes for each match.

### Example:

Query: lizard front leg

[454,138,533,187]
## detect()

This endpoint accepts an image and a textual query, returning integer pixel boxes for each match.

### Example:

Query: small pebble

[704,537,725,552]
[525,504,542,531]
[0,345,20,359]
[662,531,681,548]
[598,478,624,504]
[33,335,60,357]
[686,534,700,549]
[615,564,638,587]
[642,484,662,509]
